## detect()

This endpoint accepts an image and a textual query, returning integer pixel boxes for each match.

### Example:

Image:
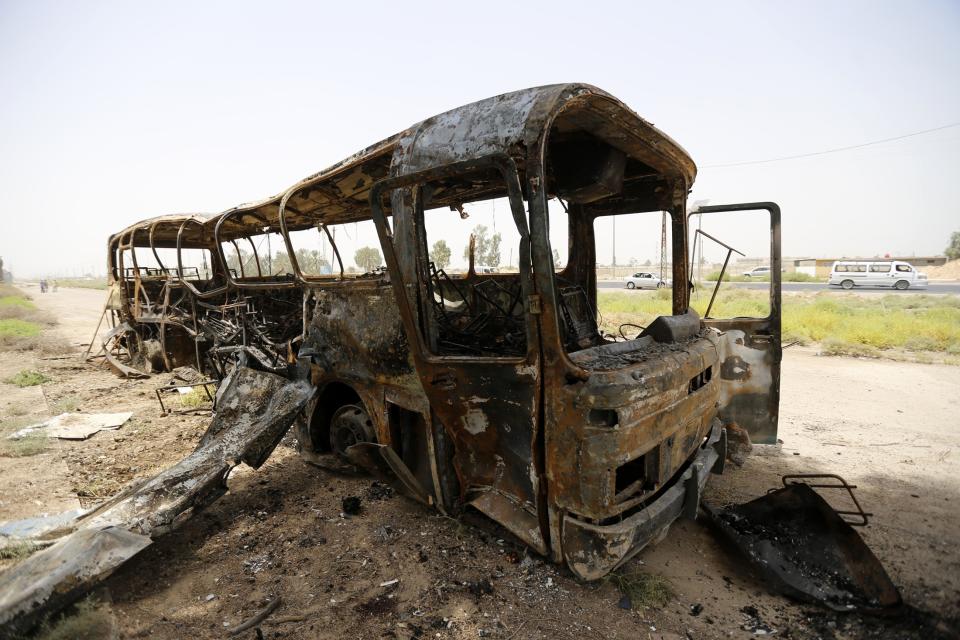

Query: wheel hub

[329,404,375,457]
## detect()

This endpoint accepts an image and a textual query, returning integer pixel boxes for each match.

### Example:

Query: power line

[701,121,960,168]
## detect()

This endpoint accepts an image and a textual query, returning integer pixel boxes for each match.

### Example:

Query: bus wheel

[841,280,854,290]
[329,404,375,459]
[894,280,909,290]
[626,281,635,289]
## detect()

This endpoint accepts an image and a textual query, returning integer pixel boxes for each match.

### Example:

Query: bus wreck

[103,83,781,578]
[11,84,782,627]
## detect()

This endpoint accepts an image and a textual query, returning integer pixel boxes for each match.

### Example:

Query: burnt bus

[104,206,305,377]
[107,83,781,579]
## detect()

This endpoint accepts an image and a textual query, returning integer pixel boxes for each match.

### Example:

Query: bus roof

[113,84,697,245]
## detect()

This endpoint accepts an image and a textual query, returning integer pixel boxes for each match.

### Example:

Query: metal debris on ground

[0,366,313,636]
[705,477,901,612]
[6,412,132,441]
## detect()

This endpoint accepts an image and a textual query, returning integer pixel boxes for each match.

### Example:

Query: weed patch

[607,570,674,609]
[0,417,49,457]
[75,478,121,499]
[5,369,50,387]
[32,597,112,640]
[0,538,43,561]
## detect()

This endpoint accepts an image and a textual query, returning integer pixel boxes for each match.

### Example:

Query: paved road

[598,280,960,294]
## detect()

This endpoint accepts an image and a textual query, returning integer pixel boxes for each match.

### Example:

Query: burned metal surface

[694,202,782,445]
[705,482,901,612]
[74,85,784,584]
[0,367,313,636]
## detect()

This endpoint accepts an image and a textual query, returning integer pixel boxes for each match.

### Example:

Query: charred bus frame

[103,84,782,579]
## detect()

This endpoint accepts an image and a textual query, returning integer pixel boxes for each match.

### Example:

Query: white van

[828,260,928,290]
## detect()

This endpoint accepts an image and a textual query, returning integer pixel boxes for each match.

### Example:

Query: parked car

[624,272,669,289]
[742,266,771,277]
[828,260,928,290]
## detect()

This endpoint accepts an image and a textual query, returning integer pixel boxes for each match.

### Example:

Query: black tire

[656,282,664,289]
[626,281,636,290]
[894,280,909,291]
[841,279,855,290]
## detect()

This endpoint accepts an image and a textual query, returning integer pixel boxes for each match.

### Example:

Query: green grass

[0,284,61,351]
[598,289,960,358]
[0,318,41,338]
[5,369,50,387]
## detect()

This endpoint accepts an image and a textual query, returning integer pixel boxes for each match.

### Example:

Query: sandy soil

[1,285,958,639]
[924,259,960,280]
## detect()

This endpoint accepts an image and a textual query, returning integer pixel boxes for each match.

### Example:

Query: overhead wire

[701,121,960,168]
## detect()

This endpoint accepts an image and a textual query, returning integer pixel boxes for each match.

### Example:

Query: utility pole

[659,212,667,282]
[267,232,272,275]
[612,217,617,278]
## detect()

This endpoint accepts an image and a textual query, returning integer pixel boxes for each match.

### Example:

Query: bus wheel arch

[307,381,366,454]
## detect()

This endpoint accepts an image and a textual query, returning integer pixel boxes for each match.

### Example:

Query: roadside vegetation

[0,284,58,350]
[599,289,960,361]
[54,278,108,290]
[703,270,822,283]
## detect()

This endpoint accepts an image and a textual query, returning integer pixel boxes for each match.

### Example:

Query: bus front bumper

[560,420,725,581]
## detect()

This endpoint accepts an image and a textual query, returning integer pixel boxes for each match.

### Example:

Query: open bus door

[689,202,781,444]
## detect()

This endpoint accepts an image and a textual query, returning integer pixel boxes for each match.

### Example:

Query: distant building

[793,256,947,278]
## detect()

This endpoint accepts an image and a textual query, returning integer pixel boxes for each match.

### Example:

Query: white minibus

[828,260,928,290]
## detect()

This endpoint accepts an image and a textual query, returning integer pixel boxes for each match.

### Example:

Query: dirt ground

[1,285,958,639]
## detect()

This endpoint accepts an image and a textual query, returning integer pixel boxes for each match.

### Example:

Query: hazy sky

[1,1,958,277]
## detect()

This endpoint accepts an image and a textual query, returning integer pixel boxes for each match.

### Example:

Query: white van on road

[829,260,928,290]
